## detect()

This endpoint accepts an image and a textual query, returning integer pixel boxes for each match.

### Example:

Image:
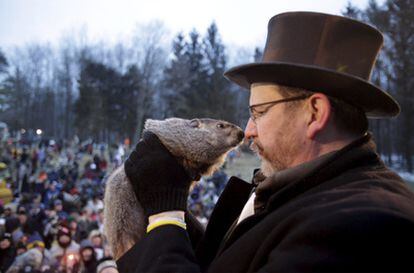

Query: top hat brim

[224,62,400,118]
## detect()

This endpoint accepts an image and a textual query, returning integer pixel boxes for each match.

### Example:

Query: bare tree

[131,21,170,136]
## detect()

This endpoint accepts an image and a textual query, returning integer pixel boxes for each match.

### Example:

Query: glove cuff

[139,188,189,216]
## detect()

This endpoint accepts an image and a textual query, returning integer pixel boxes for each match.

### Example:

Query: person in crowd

[87,230,104,260]
[42,182,60,209]
[16,207,31,235]
[15,242,27,257]
[85,194,103,214]
[27,195,46,236]
[77,240,97,273]
[0,233,16,273]
[2,204,14,218]
[17,151,29,194]
[53,200,68,221]
[5,217,23,244]
[118,11,414,272]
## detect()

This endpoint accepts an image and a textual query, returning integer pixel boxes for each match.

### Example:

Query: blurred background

[0,0,413,272]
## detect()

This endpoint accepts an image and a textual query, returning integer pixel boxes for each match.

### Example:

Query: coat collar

[196,176,254,270]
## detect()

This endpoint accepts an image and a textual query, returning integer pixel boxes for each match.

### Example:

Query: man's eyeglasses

[249,95,310,122]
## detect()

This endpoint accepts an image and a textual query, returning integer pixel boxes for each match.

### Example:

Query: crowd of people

[0,136,234,273]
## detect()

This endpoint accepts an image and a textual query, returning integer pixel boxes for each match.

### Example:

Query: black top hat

[224,12,400,118]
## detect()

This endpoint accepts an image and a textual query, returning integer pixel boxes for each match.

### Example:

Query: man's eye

[253,110,265,117]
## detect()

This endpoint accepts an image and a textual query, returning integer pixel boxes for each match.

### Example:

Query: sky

[0,0,379,50]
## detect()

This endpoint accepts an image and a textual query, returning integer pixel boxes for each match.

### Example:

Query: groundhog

[103,118,244,259]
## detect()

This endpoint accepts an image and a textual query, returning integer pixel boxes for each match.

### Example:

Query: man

[50,224,79,264]
[118,12,414,272]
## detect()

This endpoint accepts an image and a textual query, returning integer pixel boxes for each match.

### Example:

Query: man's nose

[244,118,257,140]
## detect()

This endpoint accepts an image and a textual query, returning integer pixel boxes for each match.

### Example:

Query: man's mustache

[249,139,263,154]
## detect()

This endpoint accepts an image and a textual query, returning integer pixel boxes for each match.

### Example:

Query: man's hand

[124,131,193,217]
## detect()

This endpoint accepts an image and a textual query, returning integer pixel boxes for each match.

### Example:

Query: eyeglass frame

[248,94,311,123]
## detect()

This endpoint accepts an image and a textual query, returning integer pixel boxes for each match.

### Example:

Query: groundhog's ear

[189,119,200,128]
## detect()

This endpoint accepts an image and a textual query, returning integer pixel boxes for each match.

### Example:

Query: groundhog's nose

[237,130,244,141]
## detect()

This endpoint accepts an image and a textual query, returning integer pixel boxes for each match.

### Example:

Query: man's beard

[58,239,71,248]
[250,127,300,177]
[251,141,281,177]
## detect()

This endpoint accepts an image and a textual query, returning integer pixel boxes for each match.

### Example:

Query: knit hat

[54,199,62,206]
[17,206,26,215]
[0,232,12,242]
[88,229,102,240]
[80,239,94,250]
[27,232,45,249]
[22,248,43,270]
[57,225,71,238]
[97,257,117,273]
[5,217,20,233]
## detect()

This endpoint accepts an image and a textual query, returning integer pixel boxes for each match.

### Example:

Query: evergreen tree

[343,0,414,171]
[381,0,414,172]
[0,49,8,74]
[119,65,141,140]
[163,33,192,117]
[342,1,362,19]
[202,22,237,122]
[184,29,209,118]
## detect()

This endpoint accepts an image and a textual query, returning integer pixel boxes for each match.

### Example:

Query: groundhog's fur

[103,118,244,259]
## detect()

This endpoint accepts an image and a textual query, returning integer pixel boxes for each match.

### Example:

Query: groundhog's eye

[216,123,225,129]
[190,119,200,128]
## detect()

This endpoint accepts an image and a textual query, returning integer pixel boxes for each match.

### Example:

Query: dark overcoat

[117,135,414,272]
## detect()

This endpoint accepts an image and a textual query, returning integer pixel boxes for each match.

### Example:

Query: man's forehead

[250,83,284,104]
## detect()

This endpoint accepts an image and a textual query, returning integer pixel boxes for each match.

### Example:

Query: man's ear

[305,93,332,139]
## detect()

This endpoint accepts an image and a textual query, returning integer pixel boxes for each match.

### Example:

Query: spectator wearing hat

[16,206,37,236]
[5,217,24,244]
[42,209,60,249]
[42,181,60,209]
[27,195,47,236]
[78,239,98,273]
[17,206,28,226]
[88,230,104,260]
[96,257,118,273]
[2,203,15,218]
[85,194,103,214]
[0,232,16,272]
[26,232,56,272]
[53,199,68,220]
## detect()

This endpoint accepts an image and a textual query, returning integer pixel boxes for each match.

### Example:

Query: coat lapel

[195,176,254,270]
